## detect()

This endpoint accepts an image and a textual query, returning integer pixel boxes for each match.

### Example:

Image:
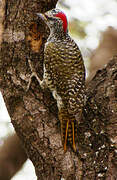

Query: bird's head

[37,9,68,34]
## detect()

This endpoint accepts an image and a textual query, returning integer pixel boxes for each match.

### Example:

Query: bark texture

[0,0,117,179]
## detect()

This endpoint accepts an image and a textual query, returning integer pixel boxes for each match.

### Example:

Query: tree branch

[0,134,27,180]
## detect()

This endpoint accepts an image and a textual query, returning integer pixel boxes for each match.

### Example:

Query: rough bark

[0,0,5,45]
[0,134,27,180]
[0,0,117,179]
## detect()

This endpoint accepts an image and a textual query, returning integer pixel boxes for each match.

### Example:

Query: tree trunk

[0,0,117,179]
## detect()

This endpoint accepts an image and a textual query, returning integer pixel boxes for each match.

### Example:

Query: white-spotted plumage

[37,8,86,152]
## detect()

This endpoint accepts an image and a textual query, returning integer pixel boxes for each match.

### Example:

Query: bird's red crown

[55,12,68,33]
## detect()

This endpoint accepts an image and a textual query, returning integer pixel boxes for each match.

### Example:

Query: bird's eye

[52,9,56,13]
[45,14,54,21]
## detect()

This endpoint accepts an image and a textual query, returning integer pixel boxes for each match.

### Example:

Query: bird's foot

[26,59,44,91]
[26,72,42,91]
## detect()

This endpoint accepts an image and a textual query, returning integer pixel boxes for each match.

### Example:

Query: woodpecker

[32,9,85,152]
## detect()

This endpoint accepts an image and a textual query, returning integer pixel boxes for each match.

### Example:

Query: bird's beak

[37,13,48,23]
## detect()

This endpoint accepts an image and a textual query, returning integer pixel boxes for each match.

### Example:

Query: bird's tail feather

[58,108,77,152]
